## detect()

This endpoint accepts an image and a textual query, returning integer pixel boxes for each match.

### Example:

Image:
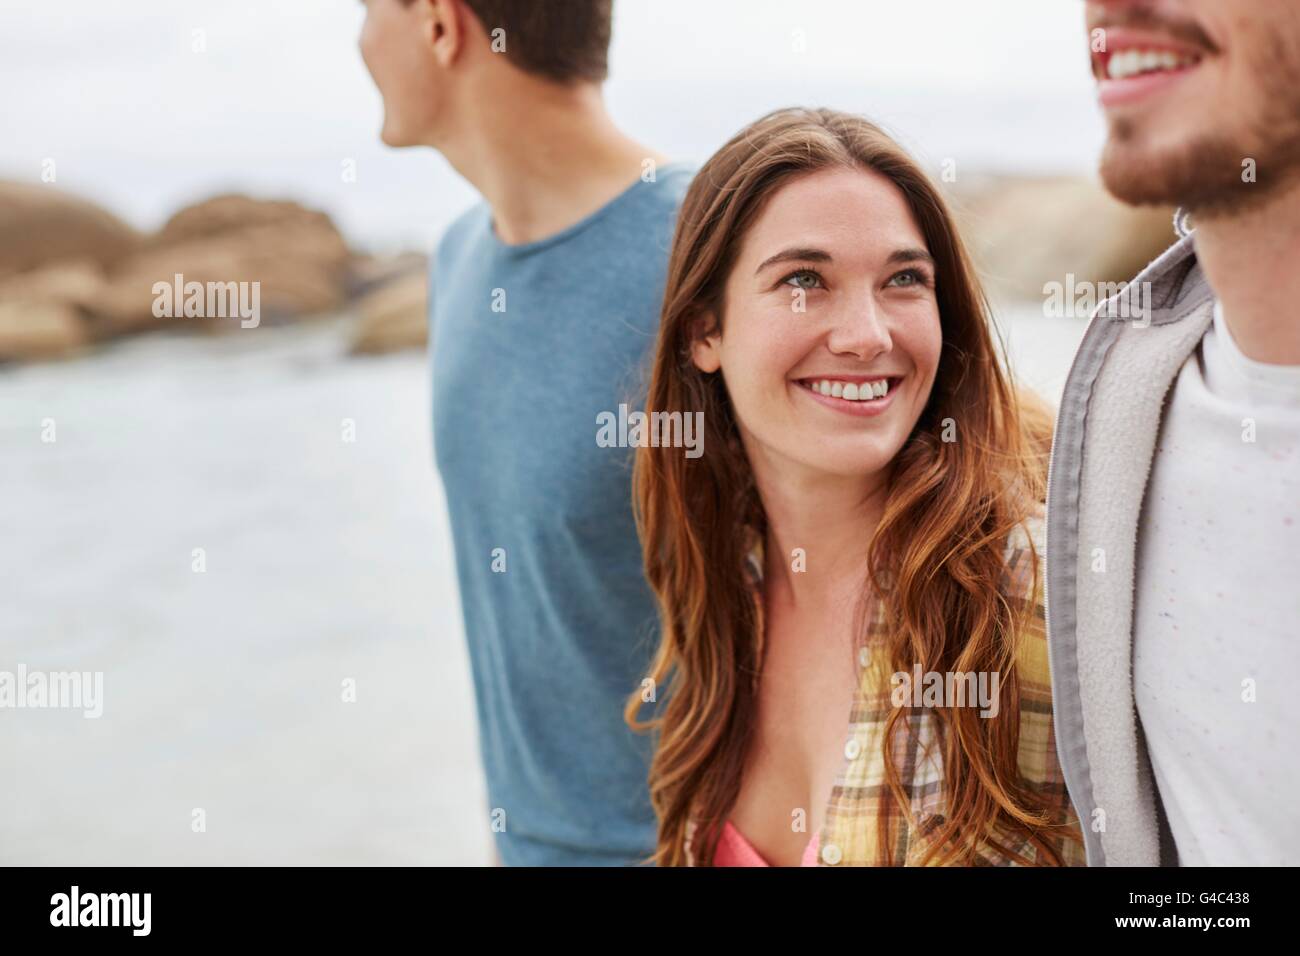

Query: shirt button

[821,842,843,865]
[844,738,861,760]
[858,646,871,668]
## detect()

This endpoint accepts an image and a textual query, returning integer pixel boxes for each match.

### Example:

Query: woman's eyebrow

[887,248,935,266]
[753,247,832,275]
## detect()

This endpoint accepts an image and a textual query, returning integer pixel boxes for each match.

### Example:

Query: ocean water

[0,304,1084,865]
[0,318,485,865]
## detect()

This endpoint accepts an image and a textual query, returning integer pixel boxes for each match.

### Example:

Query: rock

[346,251,428,299]
[92,243,247,337]
[349,271,428,355]
[0,300,89,362]
[0,259,107,311]
[0,190,362,359]
[0,180,142,279]
[154,194,343,246]
[92,202,355,336]
[944,175,1177,303]
[0,261,104,360]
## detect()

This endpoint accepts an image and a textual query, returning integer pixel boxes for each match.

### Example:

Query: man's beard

[1100,115,1300,218]
[1099,29,1300,218]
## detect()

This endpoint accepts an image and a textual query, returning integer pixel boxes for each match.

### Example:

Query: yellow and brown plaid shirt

[688,513,1085,867]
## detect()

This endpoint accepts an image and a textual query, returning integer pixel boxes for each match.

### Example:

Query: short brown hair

[407,0,612,84]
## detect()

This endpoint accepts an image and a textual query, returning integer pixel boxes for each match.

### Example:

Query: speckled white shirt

[1133,301,1300,865]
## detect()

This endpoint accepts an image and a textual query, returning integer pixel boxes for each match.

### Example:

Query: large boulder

[944,175,1177,303]
[346,251,428,299]
[154,194,339,246]
[0,300,90,362]
[92,196,354,336]
[349,270,429,355]
[0,180,142,278]
[0,261,103,361]
[0,259,106,310]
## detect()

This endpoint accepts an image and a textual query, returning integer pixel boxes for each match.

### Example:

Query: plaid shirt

[688,513,1085,867]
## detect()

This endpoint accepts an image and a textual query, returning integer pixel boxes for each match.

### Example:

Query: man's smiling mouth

[1099,47,1201,81]
[1089,22,1217,108]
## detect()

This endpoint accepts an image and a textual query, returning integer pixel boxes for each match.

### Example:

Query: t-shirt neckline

[1210,300,1300,395]
[486,160,693,258]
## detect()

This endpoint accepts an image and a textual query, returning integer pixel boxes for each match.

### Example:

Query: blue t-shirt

[430,164,694,865]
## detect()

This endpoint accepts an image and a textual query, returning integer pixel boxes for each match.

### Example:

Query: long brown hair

[625,107,1072,866]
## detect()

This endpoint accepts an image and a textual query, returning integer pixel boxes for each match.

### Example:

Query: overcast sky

[0,0,1105,248]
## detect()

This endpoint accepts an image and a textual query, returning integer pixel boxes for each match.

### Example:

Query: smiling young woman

[626,107,1083,867]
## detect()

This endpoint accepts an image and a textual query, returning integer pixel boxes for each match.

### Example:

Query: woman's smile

[792,375,903,418]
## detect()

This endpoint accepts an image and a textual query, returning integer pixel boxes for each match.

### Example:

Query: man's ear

[427,0,466,68]
[688,309,722,374]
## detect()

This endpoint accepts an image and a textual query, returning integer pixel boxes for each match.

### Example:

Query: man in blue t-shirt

[359,0,693,864]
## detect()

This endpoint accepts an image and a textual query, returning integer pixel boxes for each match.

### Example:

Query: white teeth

[804,378,891,402]
[1106,47,1197,81]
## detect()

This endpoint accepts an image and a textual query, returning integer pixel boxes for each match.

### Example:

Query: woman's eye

[782,270,823,290]
[889,268,930,288]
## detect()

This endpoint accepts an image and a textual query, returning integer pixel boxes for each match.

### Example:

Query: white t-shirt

[1133,301,1300,865]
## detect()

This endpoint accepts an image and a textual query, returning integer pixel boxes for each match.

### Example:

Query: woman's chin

[780,444,898,481]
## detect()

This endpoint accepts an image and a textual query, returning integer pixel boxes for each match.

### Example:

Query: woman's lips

[794,376,900,418]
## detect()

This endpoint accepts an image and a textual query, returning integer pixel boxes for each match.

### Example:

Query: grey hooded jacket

[1045,229,1216,866]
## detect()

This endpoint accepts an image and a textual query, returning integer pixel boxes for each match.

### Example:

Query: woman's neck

[756,463,890,611]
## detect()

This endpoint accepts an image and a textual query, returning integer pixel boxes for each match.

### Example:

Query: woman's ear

[688,310,722,374]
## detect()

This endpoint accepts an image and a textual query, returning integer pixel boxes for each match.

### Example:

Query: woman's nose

[826,295,891,360]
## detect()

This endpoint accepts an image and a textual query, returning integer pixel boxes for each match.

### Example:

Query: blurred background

[0,0,1173,865]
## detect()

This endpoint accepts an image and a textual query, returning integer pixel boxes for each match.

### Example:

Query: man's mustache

[1086,2,1219,54]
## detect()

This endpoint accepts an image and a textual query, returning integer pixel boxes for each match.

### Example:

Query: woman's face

[692,166,944,483]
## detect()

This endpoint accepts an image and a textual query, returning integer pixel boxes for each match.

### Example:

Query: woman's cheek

[907,307,944,381]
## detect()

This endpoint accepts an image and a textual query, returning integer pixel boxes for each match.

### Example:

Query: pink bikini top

[712,819,821,867]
